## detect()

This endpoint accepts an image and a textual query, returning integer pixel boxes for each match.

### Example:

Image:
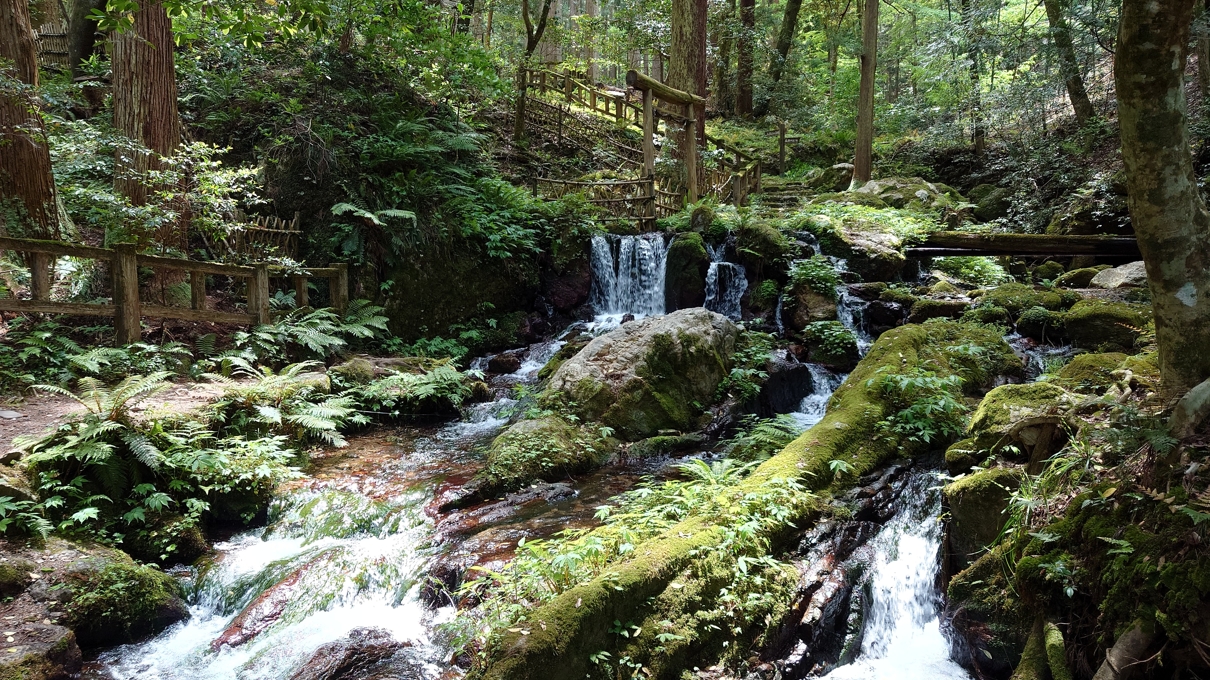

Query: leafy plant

[723,415,803,462]
[868,368,968,445]
[788,255,841,298]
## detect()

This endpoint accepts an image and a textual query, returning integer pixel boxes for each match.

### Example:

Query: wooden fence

[33,22,69,69]
[221,213,302,260]
[0,237,348,344]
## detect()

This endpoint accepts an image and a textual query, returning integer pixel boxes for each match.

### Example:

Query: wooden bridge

[0,236,348,344]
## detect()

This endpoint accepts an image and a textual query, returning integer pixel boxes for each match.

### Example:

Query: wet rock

[214,569,304,650]
[628,433,705,458]
[1089,261,1148,289]
[545,257,592,313]
[58,551,188,647]
[288,627,411,680]
[907,298,968,324]
[847,282,887,302]
[545,308,739,440]
[0,557,37,596]
[664,232,710,311]
[752,356,814,417]
[967,383,1076,473]
[487,353,522,374]
[943,467,1022,572]
[788,289,839,330]
[0,623,82,680]
[864,300,904,333]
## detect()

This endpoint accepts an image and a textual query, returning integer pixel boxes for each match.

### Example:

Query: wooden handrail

[624,69,705,106]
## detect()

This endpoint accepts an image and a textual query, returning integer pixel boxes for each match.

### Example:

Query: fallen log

[908,233,1140,257]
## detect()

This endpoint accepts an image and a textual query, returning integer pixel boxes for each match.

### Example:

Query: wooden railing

[221,212,302,260]
[536,177,658,230]
[0,237,348,344]
[33,22,69,69]
[524,98,643,171]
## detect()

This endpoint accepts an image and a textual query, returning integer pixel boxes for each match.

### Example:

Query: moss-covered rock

[907,297,969,324]
[978,283,1072,316]
[803,321,860,369]
[810,191,888,209]
[0,463,34,503]
[477,416,610,496]
[798,213,907,281]
[1031,261,1066,283]
[944,467,1022,571]
[1118,352,1161,390]
[61,550,188,647]
[962,304,1012,326]
[947,542,1031,678]
[945,436,985,475]
[1053,266,1108,289]
[1055,352,1128,393]
[735,220,792,279]
[330,357,377,384]
[1015,306,1066,343]
[967,383,1076,471]
[1063,299,1151,350]
[786,288,838,330]
[973,185,1013,222]
[537,337,589,383]
[851,176,963,210]
[0,557,37,596]
[628,433,706,458]
[0,624,81,680]
[474,322,1022,680]
[664,232,710,311]
[544,309,739,440]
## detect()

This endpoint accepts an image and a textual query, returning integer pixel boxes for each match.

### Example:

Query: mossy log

[910,233,1140,257]
[474,322,1021,680]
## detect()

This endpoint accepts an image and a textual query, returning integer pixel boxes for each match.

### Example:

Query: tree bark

[1116,0,1210,393]
[714,0,735,116]
[852,0,878,186]
[769,0,803,83]
[1043,0,1095,125]
[0,0,59,239]
[68,0,106,77]
[111,0,180,221]
[1199,0,1210,97]
[512,0,553,142]
[735,0,754,116]
[960,0,984,155]
[669,0,707,141]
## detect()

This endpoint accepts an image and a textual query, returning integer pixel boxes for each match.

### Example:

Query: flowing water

[589,233,671,328]
[789,363,846,430]
[704,243,748,321]
[820,475,971,680]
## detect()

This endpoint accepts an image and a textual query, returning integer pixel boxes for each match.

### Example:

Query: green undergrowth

[454,321,1021,680]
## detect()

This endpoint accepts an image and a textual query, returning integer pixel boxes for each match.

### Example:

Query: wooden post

[190,270,206,310]
[564,68,573,101]
[642,89,655,177]
[293,275,309,308]
[557,106,564,144]
[540,69,547,93]
[249,263,270,324]
[615,96,623,122]
[112,243,141,344]
[330,263,349,312]
[29,252,51,301]
[778,120,787,174]
[684,106,699,203]
[589,88,597,110]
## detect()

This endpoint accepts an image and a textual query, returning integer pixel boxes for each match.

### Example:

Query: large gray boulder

[1089,260,1148,289]
[545,308,739,439]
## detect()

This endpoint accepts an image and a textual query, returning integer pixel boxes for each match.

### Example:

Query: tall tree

[769,0,803,84]
[111,0,181,225]
[1043,0,1095,125]
[668,0,707,141]
[511,0,554,141]
[68,0,107,78]
[713,0,735,115]
[851,0,878,185]
[1116,0,1210,393]
[959,0,984,155]
[735,0,754,116]
[0,0,59,239]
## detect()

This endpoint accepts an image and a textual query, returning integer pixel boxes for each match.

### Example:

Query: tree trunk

[852,0,878,186]
[512,0,553,143]
[769,0,803,83]
[513,63,529,141]
[961,0,984,155]
[0,0,59,239]
[1199,0,1210,96]
[111,0,180,221]
[669,0,706,137]
[1116,0,1210,393]
[67,0,105,77]
[735,0,754,116]
[714,0,735,116]
[1043,0,1095,125]
[456,0,475,33]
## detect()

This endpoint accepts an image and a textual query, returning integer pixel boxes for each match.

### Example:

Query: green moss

[1015,306,1066,343]
[967,382,1073,453]
[1053,266,1107,289]
[0,558,36,596]
[963,304,1011,326]
[62,552,185,647]
[907,298,969,323]
[879,287,918,306]
[1031,261,1066,283]
[664,232,710,310]
[735,220,792,275]
[1064,299,1151,350]
[331,357,376,384]
[479,416,609,494]
[1043,621,1073,680]
[948,541,1031,669]
[1011,619,1050,680]
[537,338,588,383]
[944,467,1022,569]
[628,434,705,458]
[1118,352,1160,389]
[1055,352,1127,393]
[475,322,1021,680]
[945,436,984,474]
[980,283,1067,316]
[810,191,889,208]
[931,280,960,295]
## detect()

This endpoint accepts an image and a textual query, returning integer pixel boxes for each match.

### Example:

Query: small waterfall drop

[590,233,671,327]
[791,363,846,430]
[821,477,971,680]
[704,243,748,321]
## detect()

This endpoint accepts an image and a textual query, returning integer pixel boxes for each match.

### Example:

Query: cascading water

[821,475,971,680]
[704,243,748,321]
[590,233,670,327]
[790,363,846,430]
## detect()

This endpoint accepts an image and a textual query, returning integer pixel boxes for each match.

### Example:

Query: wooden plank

[0,236,111,259]
[330,263,349,312]
[249,263,270,324]
[137,253,256,277]
[142,305,256,324]
[915,233,1140,256]
[642,88,655,177]
[30,252,51,301]
[0,299,115,317]
[112,244,141,344]
[191,271,207,310]
[625,69,705,106]
[293,275,309,308]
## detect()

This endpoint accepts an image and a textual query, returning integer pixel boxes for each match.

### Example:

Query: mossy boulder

[478,416,610,496]
[628,433,706,458]
[537,337,589,383]
[735,220,792,278]
[907,298,969,324]
[947,542,1031,678]
[60,550,188,647]
[944,467,1022,571]
[879,287,918,306]
[851,176,962,210]
[962,304,1011,326]
[802,321,860,369]
[474,322,1022,680]
[1031,261,1066,283]
[1119,352,1161,390]
[544,309,739,440]
[0,463,34,503]
[967,382,1076,471]
[330,357,377,385]
[1055,352,1128,393]
[1063,299,1151,350]
[1015,306,1066,343]
[0,557,37,596]
[799,213,905,281]
[945,436,985,475]
[1053,266,1108,289]
[973,185,1013,222]
[804,163,854,192]
[664,232,710,311]
[0,624,81,680]
[785,286,838,331]
[1045,186,1131,236]
[809,191,888,209]
[978,283,1075,316]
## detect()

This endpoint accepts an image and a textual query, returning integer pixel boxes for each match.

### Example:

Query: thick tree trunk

[0,0,59,239]
[714,0,735,116]
[769,0,803,83]
[1043,0,1095,125]
[852,0,878,185]
[68,0,106,78]
[1116,0,1210,393]
[669,0,706,137]
[111,0,180,221]
[735,0,754,116]
[961,0,984,155]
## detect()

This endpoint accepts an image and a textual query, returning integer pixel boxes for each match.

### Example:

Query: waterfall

[589,233,671,326]
[821,476,971,680]
[704,243,748,321]
[790,363,846,430]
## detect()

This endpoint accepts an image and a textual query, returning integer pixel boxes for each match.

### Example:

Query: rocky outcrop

[1064,300,1151,350]
[0,623,81,680]
[0,462,34,502]
[544,308,739,439]
[664,232,710,310]
[804,163,855,192]
[1089,261,1148,289]
[944,467,1022,571]
[967,383,1076,473]
[851,177,963,210]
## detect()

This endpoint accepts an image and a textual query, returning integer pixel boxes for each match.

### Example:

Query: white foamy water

[704,243,748,321]
[821,482,970,680]
[789,363,846,430]
[589,233,670,330]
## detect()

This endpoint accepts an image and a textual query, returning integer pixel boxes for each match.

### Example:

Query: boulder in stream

[943,467,1022,571]
[1063,299,1151,350]
[967,382,1076,473]
[289,627,415,680]
[0,623,82,680]
[1089,261,1148,289]
[544,308,739,439]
